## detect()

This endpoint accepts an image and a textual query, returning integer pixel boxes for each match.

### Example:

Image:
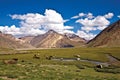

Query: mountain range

[0,20,120,49]
[0,30,85,49]
[22,30,86,48]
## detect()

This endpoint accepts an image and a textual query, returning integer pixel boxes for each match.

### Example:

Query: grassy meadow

[0,47,120,80]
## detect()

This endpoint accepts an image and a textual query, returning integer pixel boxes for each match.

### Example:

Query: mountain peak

[64,33,79,38]
[47,30,57,34]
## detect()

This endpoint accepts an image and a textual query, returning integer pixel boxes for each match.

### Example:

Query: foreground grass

[0,62,119,80]
[0,47,120,80]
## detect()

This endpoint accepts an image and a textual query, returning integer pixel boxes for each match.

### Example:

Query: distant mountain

[64,33,86,43]
[0,30,86,49]
[87,20,120,47]
[0,32,33,49]
[19,36,34,43]
[30,30,86,48]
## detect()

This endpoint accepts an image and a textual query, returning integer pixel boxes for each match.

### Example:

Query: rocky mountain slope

[30,30,86,48]
[64,33,86,43]
[87,20,120,47]
[19,36,34,44]
[0,31,33,49]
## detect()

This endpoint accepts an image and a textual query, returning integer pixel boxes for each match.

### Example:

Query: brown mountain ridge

[0,32,33,49]
[87,20,120,47]
[30,30,86,48]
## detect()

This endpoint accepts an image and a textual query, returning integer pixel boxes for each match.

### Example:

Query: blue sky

[0,0,120,40]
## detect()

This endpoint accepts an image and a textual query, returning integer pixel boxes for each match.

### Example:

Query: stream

[51,54,120,67]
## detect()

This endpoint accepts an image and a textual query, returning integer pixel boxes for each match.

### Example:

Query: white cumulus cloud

[79,13,86,17]
[73,12,113,40]
[104,13,114,19]
[0,25,22,36]
[118,15,120,18]
[76,16,110,32]
[77,30,96,40]
[71,12,94,19]
[71,15,79,19]
[86,13,94,19]
[0,9,73,37]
